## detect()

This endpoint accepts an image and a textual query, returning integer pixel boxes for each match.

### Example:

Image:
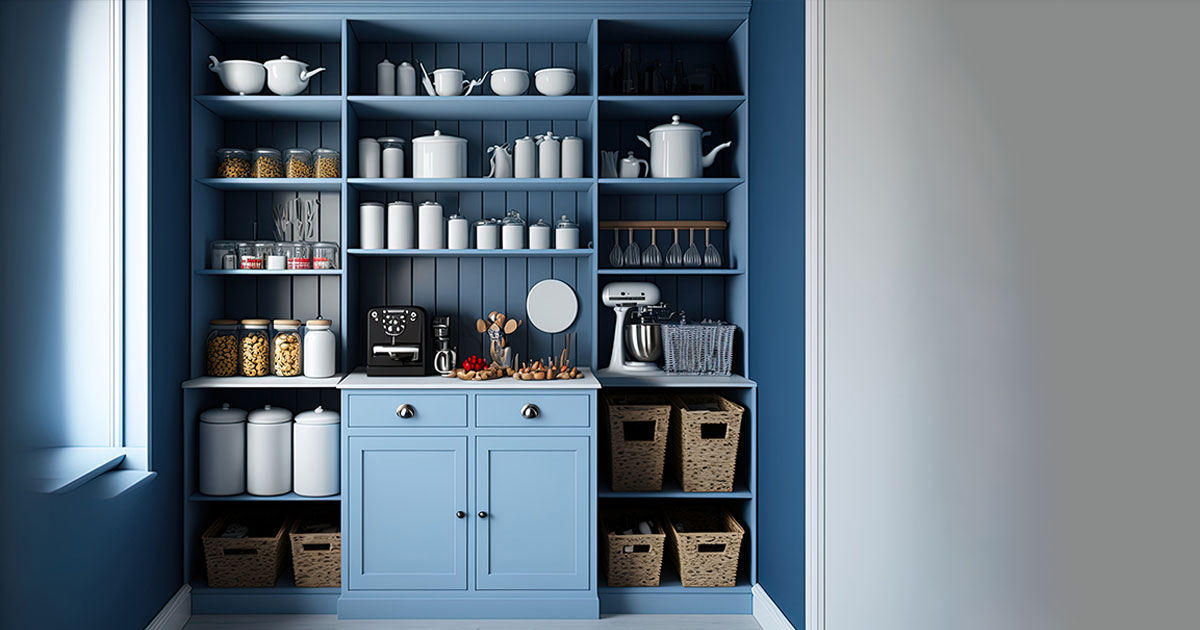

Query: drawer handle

[521,404,540,419]
[396,404,416,419]
[478,511,488,519]
[456,511,466,519]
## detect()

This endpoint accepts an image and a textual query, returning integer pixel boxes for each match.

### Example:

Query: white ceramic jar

[418,200,445,249]
[293,406,340,497]
[447,214,469,249]
[536,132,561,178]
[529,219,552,249]
[303,319,335,378]
[198,403,246,496]
[360,201,385,249]
[397,61,417,96]
[561,136,584,178]
[376,58,396,95]
[379,137,406,178]
[387,200,414,249]
[475,219,500,249]
[247,405,292,496]
[358,137,381,178]
[501,210,526,249]
[514,136,536,178]
[555,215,579,249]
[411,130,467,178]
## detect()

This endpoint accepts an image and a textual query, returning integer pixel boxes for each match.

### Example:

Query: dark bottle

[620,43,638,94]
[671,59,688,94]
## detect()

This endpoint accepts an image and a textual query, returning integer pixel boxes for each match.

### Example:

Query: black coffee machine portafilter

[366,306,429,376]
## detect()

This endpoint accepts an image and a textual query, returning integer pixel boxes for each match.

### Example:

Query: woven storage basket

[202,514,289,588]
[669,394,745,492]
[662,322,736,376]
[663,508,745,587]
[289,514,341,588]
[604,394,672,491]
[601,510,667,587]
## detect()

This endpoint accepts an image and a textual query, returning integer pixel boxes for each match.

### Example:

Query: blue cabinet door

[475,436,590,590]
[348,436,468,590]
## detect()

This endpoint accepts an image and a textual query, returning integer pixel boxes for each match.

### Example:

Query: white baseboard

[753,583,796,630]
[145,584,191,630]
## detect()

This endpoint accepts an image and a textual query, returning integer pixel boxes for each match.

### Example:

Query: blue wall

[750,0,806,625]
[0,0,190,627]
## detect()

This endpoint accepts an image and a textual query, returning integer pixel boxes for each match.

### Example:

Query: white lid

[264,55,306,68]
[534,67,573,75]
[295,405,341,426]
[248,404,292,424]
[412,130,466,145]
[388,200,413,208]
[358,137,380,146]
[556,215,577,229]
[420,200,443,208]
[378,136,407,145]
[378,58,394,67]
[650,114,702,134]
[200,403,246,424]
[399,61,412,68]
[530,219,550,231]
[360,201,385,208]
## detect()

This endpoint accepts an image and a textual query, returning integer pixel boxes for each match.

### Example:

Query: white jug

[487,143,513,178]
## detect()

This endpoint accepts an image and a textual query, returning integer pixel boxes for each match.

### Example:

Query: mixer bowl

[624,322,663,362]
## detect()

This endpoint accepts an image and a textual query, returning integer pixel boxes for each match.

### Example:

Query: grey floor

[185,614,762,629]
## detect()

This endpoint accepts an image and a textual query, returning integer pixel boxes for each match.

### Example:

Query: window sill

[30,446,151,496]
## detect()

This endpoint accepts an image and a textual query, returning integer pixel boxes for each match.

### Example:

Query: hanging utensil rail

[599,220,728,230]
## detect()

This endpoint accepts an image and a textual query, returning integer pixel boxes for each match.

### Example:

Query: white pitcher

[487,143,513,178]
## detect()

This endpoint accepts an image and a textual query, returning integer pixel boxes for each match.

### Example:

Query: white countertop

[337,367,601,390]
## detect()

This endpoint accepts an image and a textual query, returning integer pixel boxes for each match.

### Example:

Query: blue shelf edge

[195,177,342,192]
[190,492,341,502]
[348,248,593,257]
[347,177,593,192]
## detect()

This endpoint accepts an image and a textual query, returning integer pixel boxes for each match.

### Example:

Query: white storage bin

[293,406,341,497]
[247,405,293,496]
[198,403,246,496]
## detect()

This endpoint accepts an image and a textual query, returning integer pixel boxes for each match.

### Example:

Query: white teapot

[636,115,732,178]
[263,56,326,96]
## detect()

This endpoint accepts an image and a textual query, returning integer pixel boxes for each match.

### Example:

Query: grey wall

[824,1,1200,628]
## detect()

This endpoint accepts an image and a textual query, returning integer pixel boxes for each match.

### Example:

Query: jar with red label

[311,241,339,269]
[283,242,312,269]
[237,241,264,269]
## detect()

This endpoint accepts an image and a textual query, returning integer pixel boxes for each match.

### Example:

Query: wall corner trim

[753,584,797,630]
[145,584,190,630]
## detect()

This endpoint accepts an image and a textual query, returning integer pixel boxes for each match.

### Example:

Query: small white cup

[432,68,468,96]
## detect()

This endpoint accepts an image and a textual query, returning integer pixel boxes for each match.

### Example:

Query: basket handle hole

[622,420,657,441]
[697,543,726,553]
[222,548,258,556]
[623,544,651,554]
[700,423,727,439]
[302,543,332,551]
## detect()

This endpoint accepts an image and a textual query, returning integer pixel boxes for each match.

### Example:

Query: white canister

[514,136,536,178]
[529,219,551,249]
[303,319,335,377]
[387,200,414,249]
[293,406,340,497]
[397,61,417,96]
[501,210,526,249]
[379,137,406,178]
[555,215,580,249]
[198,403,246,496]
[447,214,469,250]
[360,201,385,249]
[561,136,584,178]
[247,405,292,496]
[475,219,499,249]
[411,130,467,178]
[358,137,381,178]
[418,200,445,249]
[377,58,396,96]
[536,132,561,178]
[265,253,286,270]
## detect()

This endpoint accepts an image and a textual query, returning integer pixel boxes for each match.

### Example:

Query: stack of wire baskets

[661,320,736,376]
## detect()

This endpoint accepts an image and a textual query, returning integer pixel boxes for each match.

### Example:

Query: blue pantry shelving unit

[184,1,755,618]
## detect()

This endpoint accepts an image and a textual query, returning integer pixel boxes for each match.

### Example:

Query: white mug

[433,68,469,96]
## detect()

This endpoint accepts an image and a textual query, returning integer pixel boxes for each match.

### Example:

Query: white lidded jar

[293,406,341,497]
[529,219,551,249]
[247,405,292,496]
[358,137,381,178]
[360,201,385,249]
[418,200,445,249]
[513,135,536,178]
[379,136,406,178]
[561,135,584,178]
[387,200,414,249]
[376,58,396,95]
[447,214,470,250]
[303,319,336,378]
[397,61,417,96]
[555,215,579,249]
[536,131,561,178]
[198,403,246,496]
[411,130,467,178]
[501,210,526,249]
[475,218,500,249]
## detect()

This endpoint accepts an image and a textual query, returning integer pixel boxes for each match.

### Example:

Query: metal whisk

[641,228,662,267]
[703,227,722,267]
[683,228,702,267]
[665,228,683,267]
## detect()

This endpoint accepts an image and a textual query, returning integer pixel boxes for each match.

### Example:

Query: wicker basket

[289,514,341,588]
[669,394,745,492]
[604,394,672,491]
[662,322,736,376]
[601,510,667,587]
[202,514,289,588]
[663,508,745,587]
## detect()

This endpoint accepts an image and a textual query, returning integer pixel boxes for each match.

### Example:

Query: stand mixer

[598,282,671,376]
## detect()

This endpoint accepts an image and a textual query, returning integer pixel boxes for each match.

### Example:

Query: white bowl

[490,68,529,96]
[534,67,575,96]
[209,58,265,95]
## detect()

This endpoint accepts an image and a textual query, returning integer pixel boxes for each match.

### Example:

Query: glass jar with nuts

[205,319,240,377]
[216,148,251,178]
[252,147,283,178]
[314,147,340,178]
[283,241,312,269]
[311,241,339,269]
[239,318,271,377]
[271,319,303,377]
[284,147,314,178]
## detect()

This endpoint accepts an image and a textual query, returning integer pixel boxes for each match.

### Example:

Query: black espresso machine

[366,306,430,376]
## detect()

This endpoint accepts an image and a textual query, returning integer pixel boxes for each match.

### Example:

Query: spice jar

[314,147,340,178]
[239,319,271,377]
[283,241,311,269]
[303,319,336,378]
[216,148,250,178]
[205,319,240,377]
[209,240,238,269]
[237,241,265,269]
[271,319,302,377]
[501,210,526,249]
[312,241,339,269]
[284,147,314,178]
[555,215,579,249]
[252,147,283,178]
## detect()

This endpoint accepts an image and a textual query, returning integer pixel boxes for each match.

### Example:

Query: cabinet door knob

[477,511,488,518]
[521,403,540,419]
[396,404,416,419]
[455,511,466,519]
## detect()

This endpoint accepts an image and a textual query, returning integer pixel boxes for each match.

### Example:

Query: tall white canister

[360,201,385,249]
[303,319,336,378]
[198,403,246,496]
[293,406,341,497]
[387,200,414,249]
[418,200,445,249]
[247,405,293,496]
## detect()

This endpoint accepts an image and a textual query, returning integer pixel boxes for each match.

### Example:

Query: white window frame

[805,1,826,630]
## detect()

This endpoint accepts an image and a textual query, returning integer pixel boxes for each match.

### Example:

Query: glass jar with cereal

[205,319,240,377]
[239,319,271,377]
[271,319,302,377]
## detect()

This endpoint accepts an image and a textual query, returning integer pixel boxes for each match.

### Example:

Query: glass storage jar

[303,319,336,378]
[271,319,302,377]
[216,148,250,178]
[209,240,238,269]
[252,147,283,178]
[314,147,340,178]
[283,241,312,269]
[265,242,286,270]
[236,241,264,269]
[205,319,240,377]
[239,319,271,377]
[284,147,314,178]
[312,241,339,269]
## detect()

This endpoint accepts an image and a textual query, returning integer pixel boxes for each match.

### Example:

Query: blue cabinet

[475,436,590,590]
[347,436,468,590]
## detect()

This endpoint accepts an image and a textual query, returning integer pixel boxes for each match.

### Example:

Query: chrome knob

[456,511,466,519]
[521,404,540,419]
[478,511,488,518]
[396,404,416,419]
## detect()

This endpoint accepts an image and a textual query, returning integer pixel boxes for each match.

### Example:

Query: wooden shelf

[596,373,756,388]
[195,269,342,276]
[182,375,345,389]
[349,95,593,120]
[599,478,751,499]
[195,177,342,192]
[194,95,342,121]
[599,178,743,194]
[348,177,593,192]
[599,95,746,119]
[190,492,340,502]
[598,268,743,276]
[348,248,592,258]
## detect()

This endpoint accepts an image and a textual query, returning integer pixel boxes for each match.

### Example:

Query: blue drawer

[347,393,468,428]
[475,394,590,428]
